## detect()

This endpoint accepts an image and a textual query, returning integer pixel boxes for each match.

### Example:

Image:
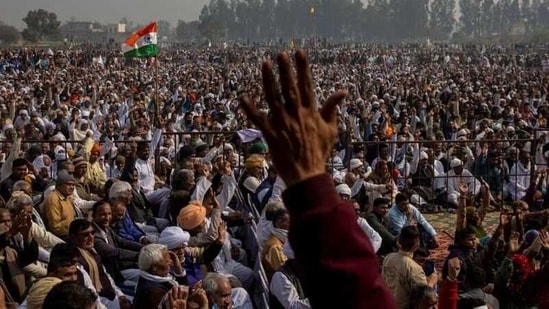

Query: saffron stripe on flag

[124,22,157,46]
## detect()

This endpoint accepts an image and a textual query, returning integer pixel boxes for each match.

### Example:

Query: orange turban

[91,143,102,154]
[177,201,206,230]
[245,154,264,169]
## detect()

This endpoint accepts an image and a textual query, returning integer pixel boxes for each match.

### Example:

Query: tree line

[2,1,549,45]
[177,0,549,43]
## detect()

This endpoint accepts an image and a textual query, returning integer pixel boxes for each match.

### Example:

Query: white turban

[335,184,352,196]
[419,151,428,160]
[450,158,463,168]
[55,151,67,162]
[159,226,190,250]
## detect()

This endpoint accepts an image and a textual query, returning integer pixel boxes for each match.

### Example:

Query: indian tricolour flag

[121,22,158,58]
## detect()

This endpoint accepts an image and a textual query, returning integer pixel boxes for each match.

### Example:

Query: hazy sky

[1,0,210,29]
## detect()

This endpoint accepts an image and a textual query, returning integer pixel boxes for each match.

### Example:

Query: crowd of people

[0,43,547,308]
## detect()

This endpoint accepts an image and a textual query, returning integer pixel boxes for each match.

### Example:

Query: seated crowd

[0,127,547,309]
[1,44,549,309]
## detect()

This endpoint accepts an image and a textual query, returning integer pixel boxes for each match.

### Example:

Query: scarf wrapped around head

[245,154,264,170]
[32,154,50,172]
[159,226,190,250]
[91,143,102,155]
[177,201,206,230]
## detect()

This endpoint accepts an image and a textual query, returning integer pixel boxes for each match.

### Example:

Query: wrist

[280,170,326,189]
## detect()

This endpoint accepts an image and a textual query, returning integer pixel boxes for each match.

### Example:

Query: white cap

[335,184,352,196]
[450,158,463,168]
[349,158,363,170]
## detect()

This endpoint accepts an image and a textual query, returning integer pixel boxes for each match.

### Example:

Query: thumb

[321,91,347,125]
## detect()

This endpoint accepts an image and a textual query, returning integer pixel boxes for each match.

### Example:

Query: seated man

[203,272,253,309]
[42,281,98,309]
[0,157,48,203]
[68,219,130,309]
[158,226,224,287]
[8,193,63,279]
[0,207,39,303]
[9,180,46,227]
[20,242,104,309]
[110,201,155,245]
[446,158,481,208]
[109,181,157,244]
[120,166,169,235]
[382,226,438,309]
[270,242,310,309]
[133,244,188,309]
[366,197,397,256]
[43,171,82,239]
[387,193,438,249]
[336,184,382,252]
[92,200,142,287]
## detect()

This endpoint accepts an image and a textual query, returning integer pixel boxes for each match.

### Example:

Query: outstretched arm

[240,50,396,309]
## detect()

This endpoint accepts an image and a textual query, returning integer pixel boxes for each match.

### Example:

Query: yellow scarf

[78,248,103,291]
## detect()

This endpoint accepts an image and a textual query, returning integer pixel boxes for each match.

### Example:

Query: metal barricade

[337,138,539,210]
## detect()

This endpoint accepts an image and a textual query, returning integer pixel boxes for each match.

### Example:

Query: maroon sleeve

[283,174,396,309]
[438,280,458,309]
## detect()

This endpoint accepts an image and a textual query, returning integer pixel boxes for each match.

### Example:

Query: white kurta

[508,161,532,201]
[357,217,382,253]
[446,169,481,206]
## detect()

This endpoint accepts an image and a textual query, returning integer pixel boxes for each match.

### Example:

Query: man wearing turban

[84,138,107,195]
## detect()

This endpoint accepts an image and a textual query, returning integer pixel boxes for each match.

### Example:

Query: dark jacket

[127,188,155,225]
[269,259,306,309]
[366,212,396,256]
[133,275,179,309]
[0,173,48,203]
[92,222,142,282]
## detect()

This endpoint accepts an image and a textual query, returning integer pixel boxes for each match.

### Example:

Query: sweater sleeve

[282,174,396,309]
[438,279,458,309]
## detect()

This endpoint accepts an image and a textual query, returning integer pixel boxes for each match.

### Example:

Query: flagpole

[153,21,160,128]
[154,55,160,128]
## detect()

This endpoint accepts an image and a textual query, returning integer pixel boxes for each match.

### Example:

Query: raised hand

[239,50,346,187]
[188,288,208,309]
[222,161,232,176]
[499,211,510,226]
[168,285,189,309]
[216,221,227,244]
[508,232,521,255]
[168,251,184,275]
[458,181,468,196]
[539,230,549,249]
[480,177,490,191]
[447,257,462,281]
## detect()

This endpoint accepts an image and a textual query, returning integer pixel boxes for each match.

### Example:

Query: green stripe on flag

[123,44,158,58]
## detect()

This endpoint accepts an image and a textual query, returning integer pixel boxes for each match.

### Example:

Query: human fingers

[238,94,269,133]
[261,61,282,113]
[179,285,189,300]
[295,50,314,109]
[277,51,300,115]
[169,286,177,303]
[320,90,347,125]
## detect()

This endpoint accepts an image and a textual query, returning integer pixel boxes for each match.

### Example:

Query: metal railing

[332,138,541,209]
